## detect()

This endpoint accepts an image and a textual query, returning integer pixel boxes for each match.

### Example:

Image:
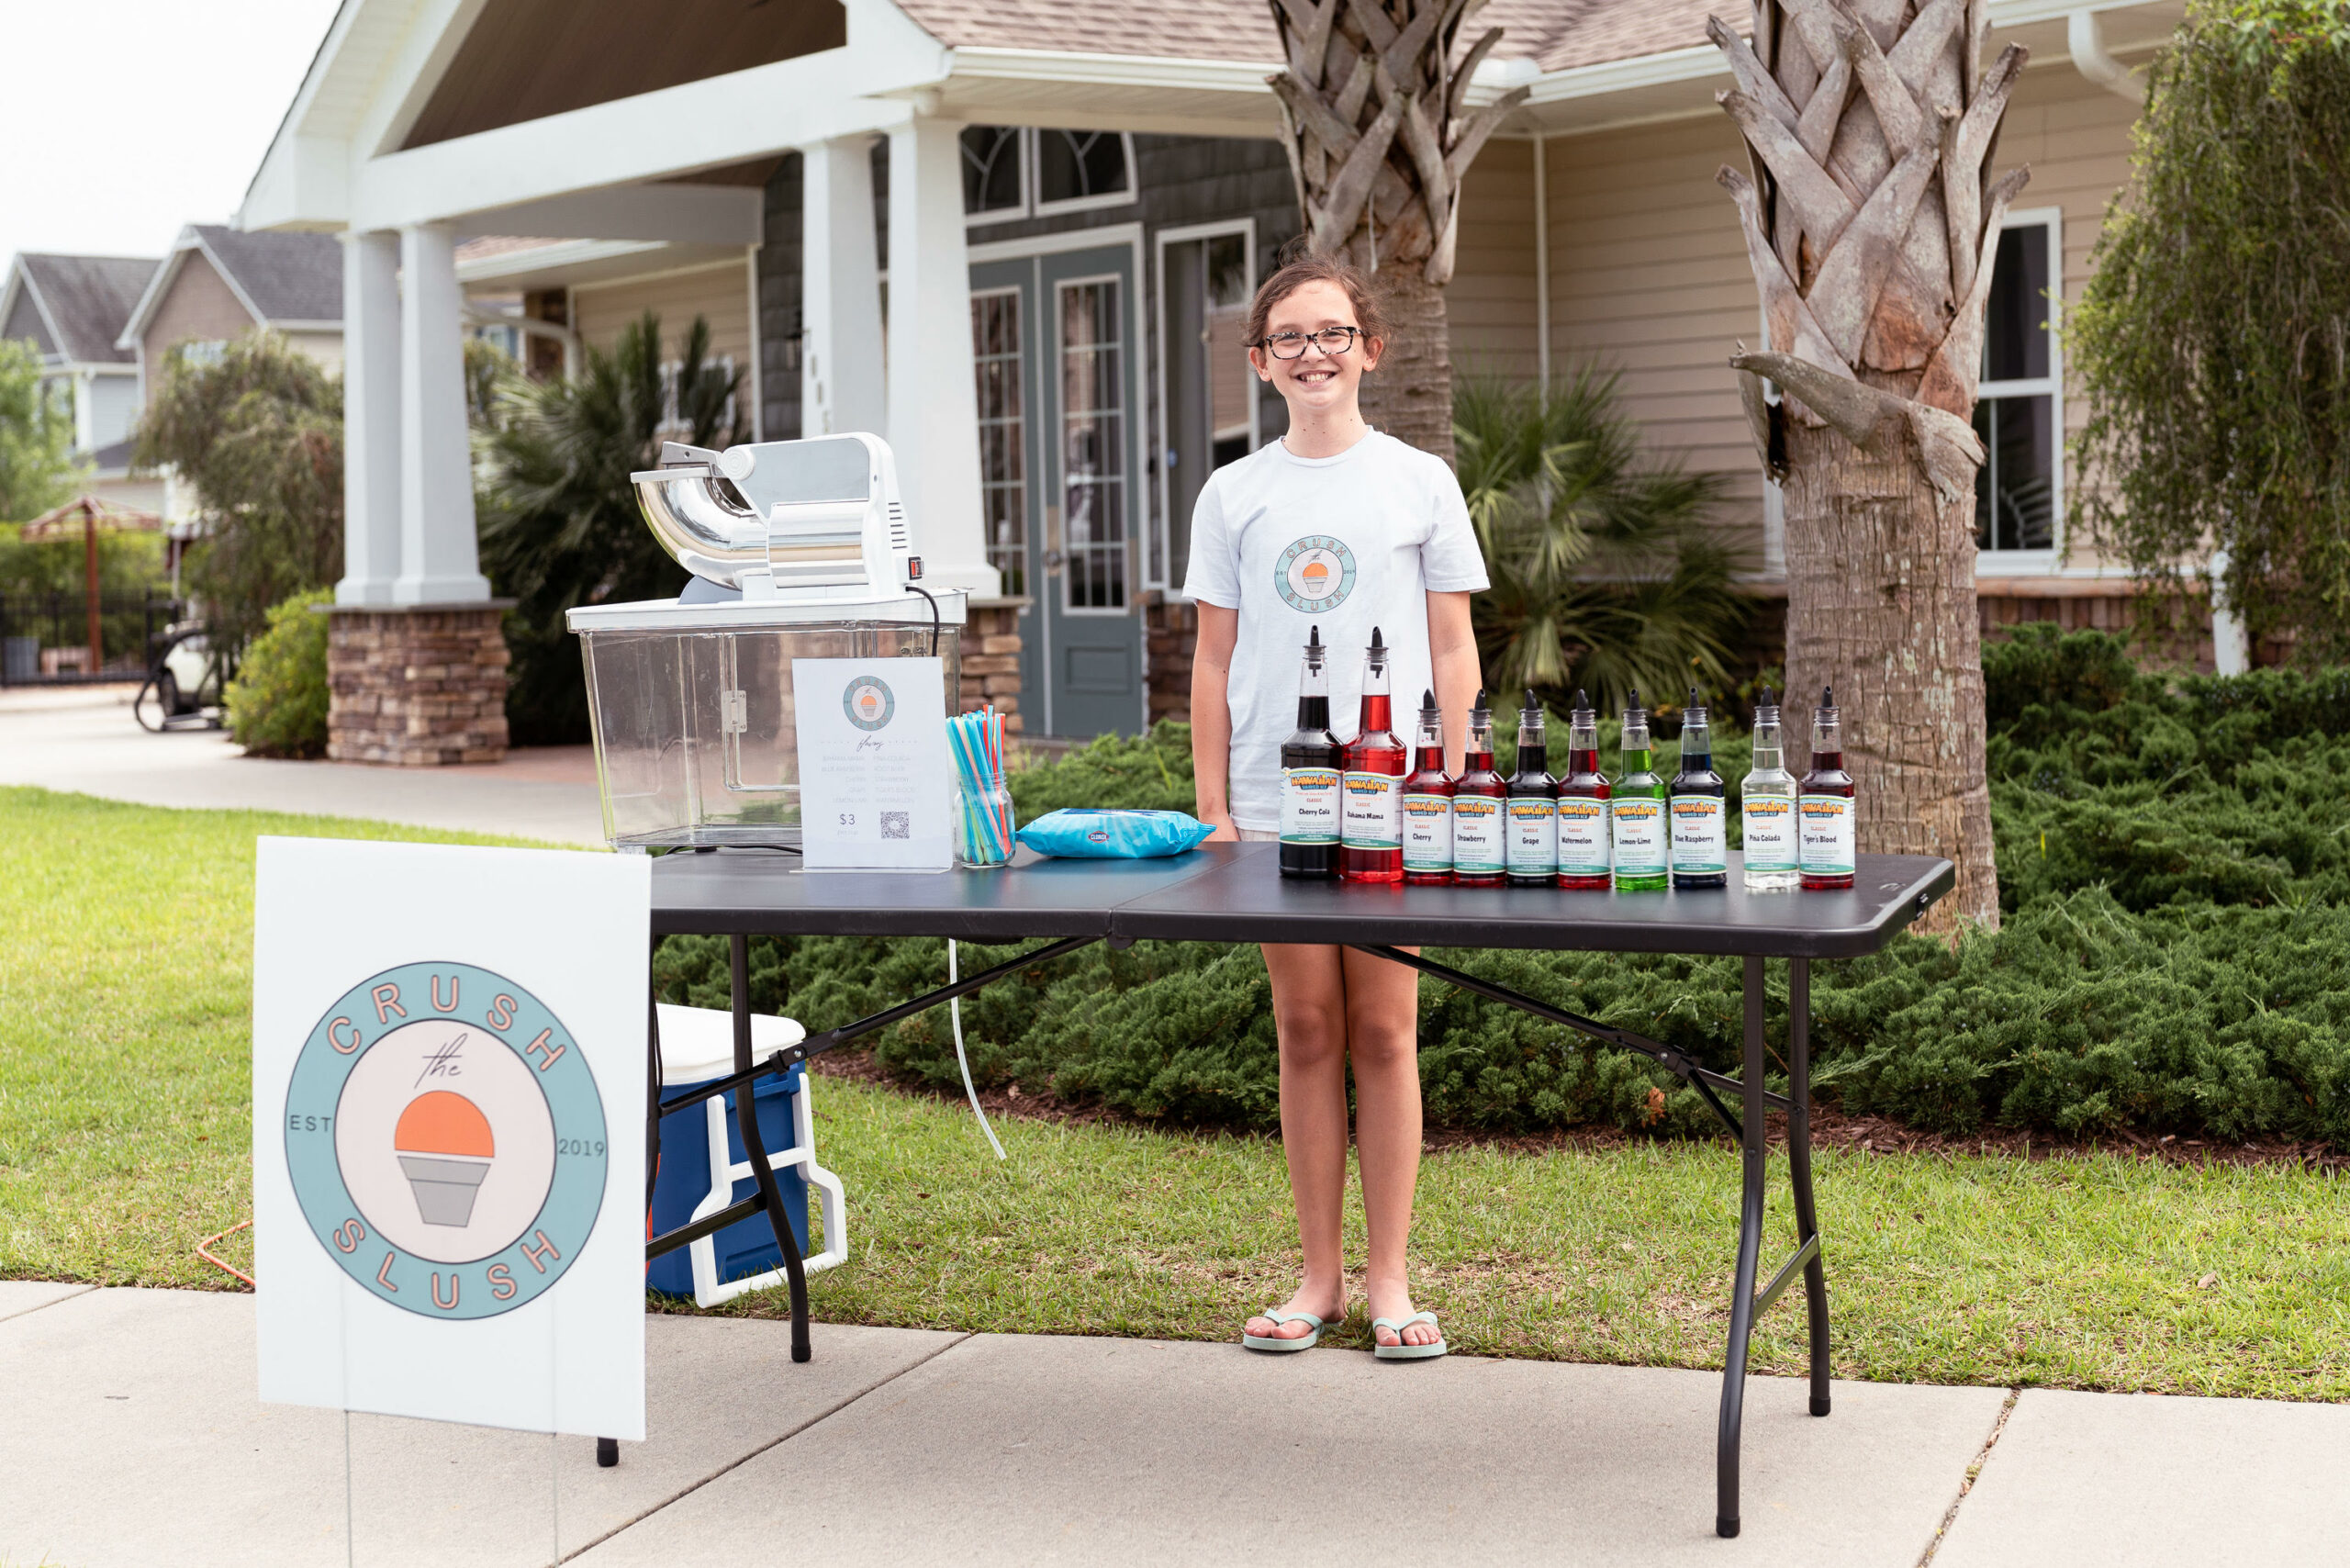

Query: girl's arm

[1191,601,1241,841]
[1427,589,1483,778]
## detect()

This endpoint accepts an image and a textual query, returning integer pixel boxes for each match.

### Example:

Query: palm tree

[1454,366,1751,711]
[1265,0,1529,462]
[1709,3,2025,929]
[475,311,741,744]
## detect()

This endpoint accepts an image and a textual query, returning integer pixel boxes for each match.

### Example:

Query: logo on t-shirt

[1275,535,1357,614]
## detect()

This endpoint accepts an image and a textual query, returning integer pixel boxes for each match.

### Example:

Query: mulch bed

[811,1050,2348,1173]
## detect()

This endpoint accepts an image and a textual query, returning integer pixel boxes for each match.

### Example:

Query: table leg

[731,934,811,1363]
[1717,955,1769,1539]
[1787,957,1830,1417]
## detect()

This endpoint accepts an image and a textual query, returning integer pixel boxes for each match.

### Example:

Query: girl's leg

[1247,942,1351,1340]
[1344,945,1438,1348]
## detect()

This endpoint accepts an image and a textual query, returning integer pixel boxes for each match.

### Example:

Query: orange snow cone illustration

[1302,559,1330,594]
[394,1091,496,1226]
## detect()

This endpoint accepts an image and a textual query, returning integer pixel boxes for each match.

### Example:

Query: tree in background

[2071,1,2350,661]
[1455,367,1749,711]
[476,312,741,745]
[133,333,341,653]
[1264,0,1529,461]
[0,339,84,522]
[1708,3,2028,930]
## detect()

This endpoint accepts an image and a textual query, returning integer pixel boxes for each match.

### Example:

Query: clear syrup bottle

[1279,625,1342,879]
[1740,687,1799,890]
[1669,688,1727,890]
[1339,626,1405,883]
[1505,690,1559,886]
[1798,684,1856,890]
[1450,689,1506,886]
[1555,689,1612,890]
[1611,689,1669,891]
[1402,689,1454,885]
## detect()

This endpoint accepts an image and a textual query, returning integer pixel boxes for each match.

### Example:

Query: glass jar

[955,781,1015,868]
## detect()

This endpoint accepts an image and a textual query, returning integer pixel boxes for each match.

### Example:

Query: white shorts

[1238,827,1280,843]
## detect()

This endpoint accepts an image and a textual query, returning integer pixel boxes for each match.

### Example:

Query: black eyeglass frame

[1252,326,1363,359]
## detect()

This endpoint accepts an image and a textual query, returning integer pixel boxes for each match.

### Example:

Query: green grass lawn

[5,784,2347,1400]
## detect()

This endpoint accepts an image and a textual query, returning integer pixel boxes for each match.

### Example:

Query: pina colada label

[1403,794,1453,871]
[1741,796,1797,872]
[1505,797,1558,875]
[1557,797,1610,876]
[1281,767,1340,845]
[1669,796,1727,875]
[1451,795,1504,872]
[1340,771,1404,850]
[1799,794,1855,876]
[1610,797,1667,877]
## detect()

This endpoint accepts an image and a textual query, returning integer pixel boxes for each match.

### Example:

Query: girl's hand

[1203,812,1240,842]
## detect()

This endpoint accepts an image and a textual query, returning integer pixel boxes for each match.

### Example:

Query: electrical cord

[946,939,1006,1160]
[906,583,942,656]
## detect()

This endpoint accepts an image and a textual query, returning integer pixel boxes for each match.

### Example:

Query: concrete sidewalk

[3,1283,2341,1567]
[0,685,605,846]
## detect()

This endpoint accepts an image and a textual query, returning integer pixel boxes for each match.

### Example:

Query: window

[960,127,1024,219]
[1975,213,2062,555]
[1058,278,1127,610]
[1035,131,1131,210]
[971,289,1027,598]
[657,354,738,442]
[960,129,1136,226]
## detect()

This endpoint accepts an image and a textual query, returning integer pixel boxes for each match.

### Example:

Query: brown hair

[1245,252,1391,352]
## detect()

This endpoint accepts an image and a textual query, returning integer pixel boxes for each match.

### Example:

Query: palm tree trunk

[1358,268,1453,457]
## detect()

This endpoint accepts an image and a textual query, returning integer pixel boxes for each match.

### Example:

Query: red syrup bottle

[1556,689,1613,890]
[1450,689,1507,886]
[1339,626,1406,884]
[1402,688,1455,885]
[1797,684,1856,890]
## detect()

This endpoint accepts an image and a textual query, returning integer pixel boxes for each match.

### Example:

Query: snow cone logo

[285,962,606,1319]
[843,675,896,733]
[1276,535,1356,614]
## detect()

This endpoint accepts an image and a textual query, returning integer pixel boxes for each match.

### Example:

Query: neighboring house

[0,253,164,515]
[239,0,2189,766]
[114,224,344,522]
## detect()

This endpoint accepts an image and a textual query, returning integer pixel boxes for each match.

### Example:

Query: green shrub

[655,628,2350,1148]
[223,590,331,757]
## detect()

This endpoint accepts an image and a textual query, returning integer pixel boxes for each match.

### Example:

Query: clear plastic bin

[569,591,964,849]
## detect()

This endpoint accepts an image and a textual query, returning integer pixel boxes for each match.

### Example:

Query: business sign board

[252,838,649,1438]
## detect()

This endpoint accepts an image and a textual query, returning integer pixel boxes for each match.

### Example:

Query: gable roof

[118,225,343,349]
[1,254,158,365]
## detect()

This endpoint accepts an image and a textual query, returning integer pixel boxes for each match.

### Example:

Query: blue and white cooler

[649,1003,847,1307]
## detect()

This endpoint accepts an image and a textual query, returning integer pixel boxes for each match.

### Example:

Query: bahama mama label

[284,961,606,1320]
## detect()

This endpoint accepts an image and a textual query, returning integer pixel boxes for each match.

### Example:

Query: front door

[968,243,1143,739]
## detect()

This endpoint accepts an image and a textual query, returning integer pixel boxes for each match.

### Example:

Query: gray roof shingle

[15,254,159,364]
[192,225,342,324]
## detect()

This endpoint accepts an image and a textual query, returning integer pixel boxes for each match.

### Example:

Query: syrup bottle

[1505,690,1558,887]
[1611,690,1668,891]
[1741,688,1799,890]
[1279,625,1341,879]
[1450,689,1506,886]
[1402,688,1454,885]
[1339,626,1405,883]
[1798,684,1856,890]
[1556,689,1612,890]
[1670,689,1728,890]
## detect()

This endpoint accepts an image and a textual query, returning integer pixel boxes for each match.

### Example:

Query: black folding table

[639,841,1952,1538]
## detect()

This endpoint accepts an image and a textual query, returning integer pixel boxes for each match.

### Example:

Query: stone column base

[326,603,512,766]
[959,600,1026,734]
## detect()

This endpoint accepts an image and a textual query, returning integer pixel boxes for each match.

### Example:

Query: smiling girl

[1183,254,1488,1358]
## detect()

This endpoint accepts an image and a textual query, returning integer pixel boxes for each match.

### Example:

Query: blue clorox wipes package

[1014,809,1214,858]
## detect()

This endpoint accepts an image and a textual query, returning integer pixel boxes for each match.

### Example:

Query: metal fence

[0,595,186,685]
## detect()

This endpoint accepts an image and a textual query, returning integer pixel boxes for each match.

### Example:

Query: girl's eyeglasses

[1255,327,1362,359]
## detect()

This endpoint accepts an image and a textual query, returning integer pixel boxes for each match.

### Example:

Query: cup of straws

[949,707,1015,869]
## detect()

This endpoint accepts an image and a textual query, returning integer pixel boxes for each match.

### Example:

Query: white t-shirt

[1182,430,1489,833]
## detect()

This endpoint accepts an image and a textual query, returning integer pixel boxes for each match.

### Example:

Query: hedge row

[655,629,2350,1147]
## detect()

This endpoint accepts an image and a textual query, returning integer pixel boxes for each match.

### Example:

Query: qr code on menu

[881,812,911,840]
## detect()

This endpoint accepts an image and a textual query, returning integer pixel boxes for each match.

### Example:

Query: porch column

[800,136,887,439]
[335,230,401,604]
[886,118,1001,597]
[393,220,489,605]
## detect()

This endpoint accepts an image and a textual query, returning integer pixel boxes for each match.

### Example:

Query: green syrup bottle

[1611,690,1669,891]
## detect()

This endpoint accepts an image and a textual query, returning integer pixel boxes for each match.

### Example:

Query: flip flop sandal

[1372,1310,1448,1361]
[1240,1309,1326,1352]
